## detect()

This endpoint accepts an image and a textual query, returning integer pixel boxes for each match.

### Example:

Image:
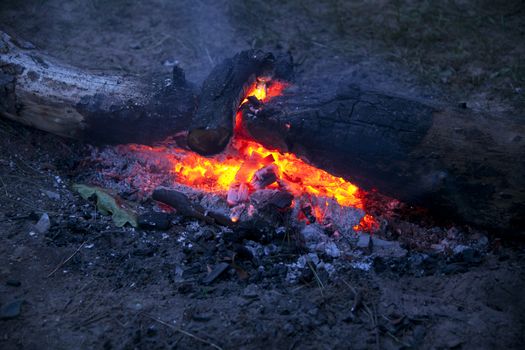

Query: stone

[356,233,407,258]
[5,280,21,287]
[137,212,172,230]
[0,300,23,320]
[42,190,60,200]
[33,213,50,234]
[242,284,259,299]
[202,262,230,285]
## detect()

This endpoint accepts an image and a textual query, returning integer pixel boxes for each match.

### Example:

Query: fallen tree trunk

[0,31,196,145]
[242,83,525,231]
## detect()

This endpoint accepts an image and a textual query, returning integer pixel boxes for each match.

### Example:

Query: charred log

[187,50,292,155]
[0,31,196,145]
[242,83,525,231]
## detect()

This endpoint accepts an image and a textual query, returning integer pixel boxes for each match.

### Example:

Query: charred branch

[152,187,233,227]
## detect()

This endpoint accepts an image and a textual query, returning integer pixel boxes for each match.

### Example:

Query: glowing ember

[132,79,376,231]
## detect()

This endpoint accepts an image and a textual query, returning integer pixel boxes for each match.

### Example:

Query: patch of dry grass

[229,0,524,113]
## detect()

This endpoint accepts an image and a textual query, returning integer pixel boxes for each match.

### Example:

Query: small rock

[356,234,371,248]
[242,284,259,299]
[430,243,445,253]
[33,213,50,234]
[129,42,142,50]
[42,190,60,200]
[357,233,407,258]
[0,300,23,320]
[202,262,230,285]
[125,301,144,311]
[300,224,328,251]
[6,280,21,287]
[162,59,178,67]
[452,245,469,254]
[282,322,295,335]
[192,313,212,322]
[146,325,158,337]
[324,241,340,258]
[455,247,482,265]
[138,212,172,230]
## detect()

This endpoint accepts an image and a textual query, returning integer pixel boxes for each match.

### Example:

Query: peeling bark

[0,31,196,145]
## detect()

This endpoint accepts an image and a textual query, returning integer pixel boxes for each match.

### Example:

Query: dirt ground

[1,1,525,349]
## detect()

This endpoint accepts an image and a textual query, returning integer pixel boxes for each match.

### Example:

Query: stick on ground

[47,241,86,278]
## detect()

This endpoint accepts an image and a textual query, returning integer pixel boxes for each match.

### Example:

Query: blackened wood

[187,50,293,155]
[242,83,525,231]
[251,189,294,210]
[152,187,234,227]
[187,50,276,155]
[0,31,196,145]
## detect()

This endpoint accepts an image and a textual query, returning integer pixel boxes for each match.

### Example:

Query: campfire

[116,79,378,235]
[1,31,522,233]
[1,4,524,349]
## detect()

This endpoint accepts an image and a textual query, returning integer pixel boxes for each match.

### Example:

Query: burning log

[242,83,525,231]
[0,31,196,144]
[187,50,276,155]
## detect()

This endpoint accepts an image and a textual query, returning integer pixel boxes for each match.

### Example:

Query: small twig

[341,279,359,298]
[0,176,8,196]
[144,314,223,350]
[80,312,110,327]
[47,241,86,277]
[307,260,325,293]
[385,331,411,347]
[205,47,215,66]
[345,281,380,350]
[373,304,380,350]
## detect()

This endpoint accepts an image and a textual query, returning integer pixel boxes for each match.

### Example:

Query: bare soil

[1,1,524,349]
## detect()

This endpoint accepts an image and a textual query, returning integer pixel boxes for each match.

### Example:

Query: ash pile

[74,143,491,286]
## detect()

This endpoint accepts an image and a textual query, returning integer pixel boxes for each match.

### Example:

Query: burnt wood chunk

[251,164,278,189]
[187,50,277,155]
[251,189,294,210]
[242,83,525,231]
[152,187,234,227]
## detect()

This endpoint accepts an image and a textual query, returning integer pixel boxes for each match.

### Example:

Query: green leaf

[73,184,137,227]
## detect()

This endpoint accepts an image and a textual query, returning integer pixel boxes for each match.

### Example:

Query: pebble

[202,262,230,285]
[34,213,51,234]
[137,212,172,230]
[42,190,60,200]
[242,284,259,299]
[0,300,23,320]
[5,280,21,287]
